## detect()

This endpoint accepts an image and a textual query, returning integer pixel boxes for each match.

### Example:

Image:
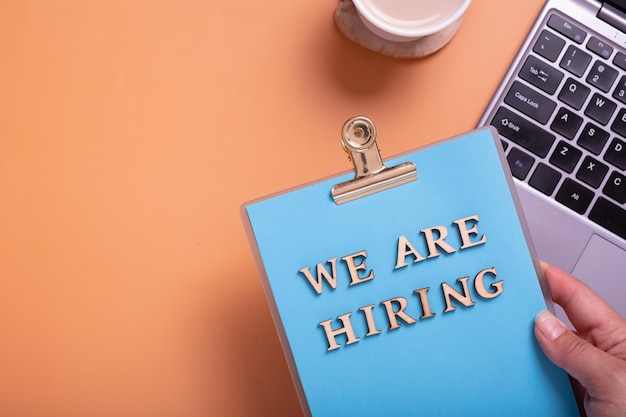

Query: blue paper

[242,128,579,417]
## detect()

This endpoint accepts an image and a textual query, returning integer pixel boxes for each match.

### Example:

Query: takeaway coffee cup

[335,0,472,57]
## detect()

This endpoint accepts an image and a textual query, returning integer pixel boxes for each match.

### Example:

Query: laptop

[478,0,626,321]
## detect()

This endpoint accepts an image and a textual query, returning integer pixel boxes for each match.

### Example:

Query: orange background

[0,1,544,416]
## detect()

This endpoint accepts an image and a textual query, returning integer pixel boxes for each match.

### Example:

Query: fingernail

[535,310,567,341]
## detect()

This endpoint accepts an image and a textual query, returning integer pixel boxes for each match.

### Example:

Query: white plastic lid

[353,0,472,41]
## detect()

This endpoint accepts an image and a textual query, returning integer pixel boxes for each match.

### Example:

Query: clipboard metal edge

[331,116,417,204]
[331,162,417,204]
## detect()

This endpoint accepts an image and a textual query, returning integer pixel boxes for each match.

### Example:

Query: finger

[534,310,625,400]
[541,262,626,351]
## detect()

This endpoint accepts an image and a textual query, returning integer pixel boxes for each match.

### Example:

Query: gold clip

[331,116,417,204]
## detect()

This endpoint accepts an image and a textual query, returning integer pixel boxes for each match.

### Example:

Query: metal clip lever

[331,116,417,204]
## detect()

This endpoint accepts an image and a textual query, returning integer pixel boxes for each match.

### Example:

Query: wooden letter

[442,277,476,312]
[342,250,375,286]
[413,287,436,319]
[319,313,360,351]
[380,297,417,330]
[474,267,504,299]
[359,304,382,337]
[421,226,457,258]
[298,258,338,295]
[394,235,426,269]
[453,215,487,249]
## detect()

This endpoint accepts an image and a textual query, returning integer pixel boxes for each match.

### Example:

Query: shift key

[504,81,556,124]
[491,106,556,157]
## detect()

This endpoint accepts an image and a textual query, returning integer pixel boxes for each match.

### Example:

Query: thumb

[534,310,618,398]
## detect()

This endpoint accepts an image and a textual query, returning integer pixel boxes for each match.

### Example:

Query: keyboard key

[610,108,626,138]
[550,107,583,139]
[560,45,592,77]
[533,29,566,62]
[558,78,591,110]
[507,147,535,180]
[550,140,583,173]
[612,75,626,104]
[584,93,617,125]
[587,36,614,59]
[589,197,626,240]
[491,107,556,157]
[576,155,609,188]
[520,55,564,94]
[614,51,626,71]
[504,81,556,124]
[604,137,626,169]
[586,61,618,92]
[577,122,610,154]
[547,14,586,44]
[556,178,594,214]
[529,163,562,195]
[603,171,626,204]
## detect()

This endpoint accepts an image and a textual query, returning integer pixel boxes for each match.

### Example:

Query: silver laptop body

[478,0,626,320]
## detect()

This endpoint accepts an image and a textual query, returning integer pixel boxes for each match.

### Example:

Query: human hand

[534,262,626,417]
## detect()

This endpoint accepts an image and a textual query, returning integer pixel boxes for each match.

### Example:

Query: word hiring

[297,215,504,351]
[318,267,502,351]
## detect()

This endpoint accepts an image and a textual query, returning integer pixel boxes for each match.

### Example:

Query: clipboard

[241,117,579,417]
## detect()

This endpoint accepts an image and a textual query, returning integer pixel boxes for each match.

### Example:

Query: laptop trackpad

[571,234,626,319]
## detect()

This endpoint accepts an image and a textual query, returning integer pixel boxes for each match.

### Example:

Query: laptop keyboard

[489,12,626,241]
